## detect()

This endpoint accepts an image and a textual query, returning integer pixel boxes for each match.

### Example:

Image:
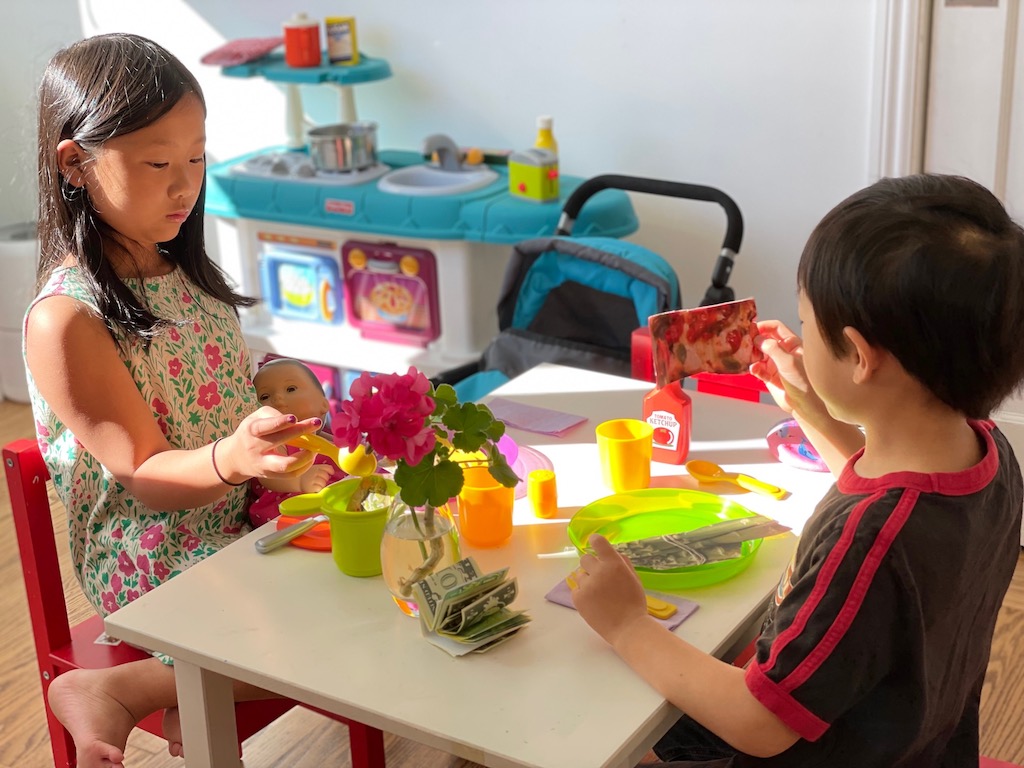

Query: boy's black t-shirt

[664,420,1022,767]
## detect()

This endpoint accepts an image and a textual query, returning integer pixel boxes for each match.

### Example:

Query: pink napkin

[544,579,699,631]
[487,398,587,437]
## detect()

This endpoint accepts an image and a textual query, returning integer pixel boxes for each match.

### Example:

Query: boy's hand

[749,320,821,419]
[569,534,649,647]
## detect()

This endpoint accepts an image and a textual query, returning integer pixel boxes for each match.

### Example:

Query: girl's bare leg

[47,657,275,765]
[47,658,176,768]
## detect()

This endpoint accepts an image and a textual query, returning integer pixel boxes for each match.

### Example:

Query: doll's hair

[798,173,1024,418]
[35,32,254,346]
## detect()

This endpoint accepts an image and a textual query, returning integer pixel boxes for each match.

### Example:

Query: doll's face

[254,363,330,421]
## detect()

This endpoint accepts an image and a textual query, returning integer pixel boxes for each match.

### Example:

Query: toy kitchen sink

[207,51,638,377]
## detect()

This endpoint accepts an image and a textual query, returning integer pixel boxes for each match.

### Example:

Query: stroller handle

[557,174,743,255]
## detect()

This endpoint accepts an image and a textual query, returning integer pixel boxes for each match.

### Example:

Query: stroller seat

[439,175,743,402]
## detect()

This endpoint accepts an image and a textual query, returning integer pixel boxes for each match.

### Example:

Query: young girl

[25,33,322,767]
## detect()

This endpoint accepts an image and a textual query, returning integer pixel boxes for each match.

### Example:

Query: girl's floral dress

[24,266,258,626]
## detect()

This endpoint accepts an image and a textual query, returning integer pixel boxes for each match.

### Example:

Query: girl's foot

[162,706,185,757]
[47,669,134,768]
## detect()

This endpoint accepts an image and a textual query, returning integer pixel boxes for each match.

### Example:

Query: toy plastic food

[649,298,762,387]
[286,433,378,476]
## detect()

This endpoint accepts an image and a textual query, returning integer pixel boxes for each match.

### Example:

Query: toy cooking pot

[317,476,398,577]
[307,121,378,172]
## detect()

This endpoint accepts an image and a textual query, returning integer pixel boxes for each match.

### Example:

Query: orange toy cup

[458,465,514,548]
[595,418,654,492]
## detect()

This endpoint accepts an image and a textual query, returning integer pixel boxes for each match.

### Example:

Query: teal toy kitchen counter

[205,149,639,243]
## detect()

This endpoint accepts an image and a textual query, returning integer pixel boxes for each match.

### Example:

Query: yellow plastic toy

[287,433,377,477]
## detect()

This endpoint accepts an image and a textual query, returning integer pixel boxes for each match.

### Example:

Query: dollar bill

[440,578,519,635]
[411,558,531,655]
[414,558,483,631]
[611,517,792,570]
[451,608,530,644]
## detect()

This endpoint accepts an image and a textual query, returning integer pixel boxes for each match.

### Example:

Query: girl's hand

[216,407,323,484]
[298,463,335,494]
[570,534,648,647]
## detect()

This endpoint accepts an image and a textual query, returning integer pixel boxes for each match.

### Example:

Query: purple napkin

[544,579,699,631]
[487,398,587,437]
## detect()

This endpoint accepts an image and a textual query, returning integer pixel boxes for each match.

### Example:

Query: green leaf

[393,451,464,507]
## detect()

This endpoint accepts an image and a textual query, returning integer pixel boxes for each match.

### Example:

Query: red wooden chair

[4,438,386,768]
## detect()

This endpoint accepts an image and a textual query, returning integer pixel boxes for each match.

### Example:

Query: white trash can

[0,221,37,403]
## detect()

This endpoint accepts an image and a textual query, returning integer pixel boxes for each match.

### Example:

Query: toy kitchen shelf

[209,53,639,379]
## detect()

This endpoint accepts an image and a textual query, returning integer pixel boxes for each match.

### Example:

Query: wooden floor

[1,398,1022,767]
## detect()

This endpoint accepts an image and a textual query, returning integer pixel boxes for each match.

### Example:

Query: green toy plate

[568,489,764,590]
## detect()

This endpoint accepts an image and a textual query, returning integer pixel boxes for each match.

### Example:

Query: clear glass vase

[380,494,461,617]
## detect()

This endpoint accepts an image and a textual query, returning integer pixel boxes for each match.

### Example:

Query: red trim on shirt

[747,489,917,739]
[838,420,997,497]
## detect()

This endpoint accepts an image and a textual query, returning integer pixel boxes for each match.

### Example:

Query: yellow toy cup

[458,465,514,548]
[595,418,654,492]
[527,469,558,518]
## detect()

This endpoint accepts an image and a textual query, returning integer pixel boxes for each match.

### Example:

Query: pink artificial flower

[333,368,436,465]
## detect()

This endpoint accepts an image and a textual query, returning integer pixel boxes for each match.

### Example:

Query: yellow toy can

[508,148,559,203]
[325,16,359,65]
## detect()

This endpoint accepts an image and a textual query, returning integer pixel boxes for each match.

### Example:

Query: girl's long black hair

[36,32,255,346]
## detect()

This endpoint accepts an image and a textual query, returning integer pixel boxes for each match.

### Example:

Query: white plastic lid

[536,115,554,129]
[285,12,318,28]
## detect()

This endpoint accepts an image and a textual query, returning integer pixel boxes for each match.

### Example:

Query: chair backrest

[3,438,73,666]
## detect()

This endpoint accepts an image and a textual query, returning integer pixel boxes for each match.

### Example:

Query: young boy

[570,174,1024,766]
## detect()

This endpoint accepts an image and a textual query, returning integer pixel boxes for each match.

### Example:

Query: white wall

[2,0,888,334]
[925,0,1024,429]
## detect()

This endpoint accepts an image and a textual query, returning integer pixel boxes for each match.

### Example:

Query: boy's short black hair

[798,173,1024,418]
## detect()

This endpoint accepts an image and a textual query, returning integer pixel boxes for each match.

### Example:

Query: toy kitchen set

[204,26,638,392]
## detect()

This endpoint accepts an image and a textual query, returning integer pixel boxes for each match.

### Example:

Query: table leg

[173,660,242,768]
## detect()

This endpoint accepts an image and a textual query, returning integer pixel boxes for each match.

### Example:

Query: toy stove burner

[231,151,390,186]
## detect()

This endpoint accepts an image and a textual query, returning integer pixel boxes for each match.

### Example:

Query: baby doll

[248,358,346,527]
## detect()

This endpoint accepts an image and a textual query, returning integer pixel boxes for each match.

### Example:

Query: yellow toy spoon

[685,460,788,500]
[286,433,377,477]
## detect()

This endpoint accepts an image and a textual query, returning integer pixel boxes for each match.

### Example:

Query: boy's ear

[56,140,87,187]
[842,326,884,384]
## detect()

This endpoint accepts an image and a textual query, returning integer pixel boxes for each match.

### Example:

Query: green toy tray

[567,489,764,590]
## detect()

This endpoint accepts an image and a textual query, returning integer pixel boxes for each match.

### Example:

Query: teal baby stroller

[438,175,744,401]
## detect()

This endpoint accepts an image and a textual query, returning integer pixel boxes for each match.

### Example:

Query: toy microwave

[258,233,343,325]
[341,240,441,347]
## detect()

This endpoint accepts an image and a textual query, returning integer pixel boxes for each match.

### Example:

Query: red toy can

[283,13,321,68]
